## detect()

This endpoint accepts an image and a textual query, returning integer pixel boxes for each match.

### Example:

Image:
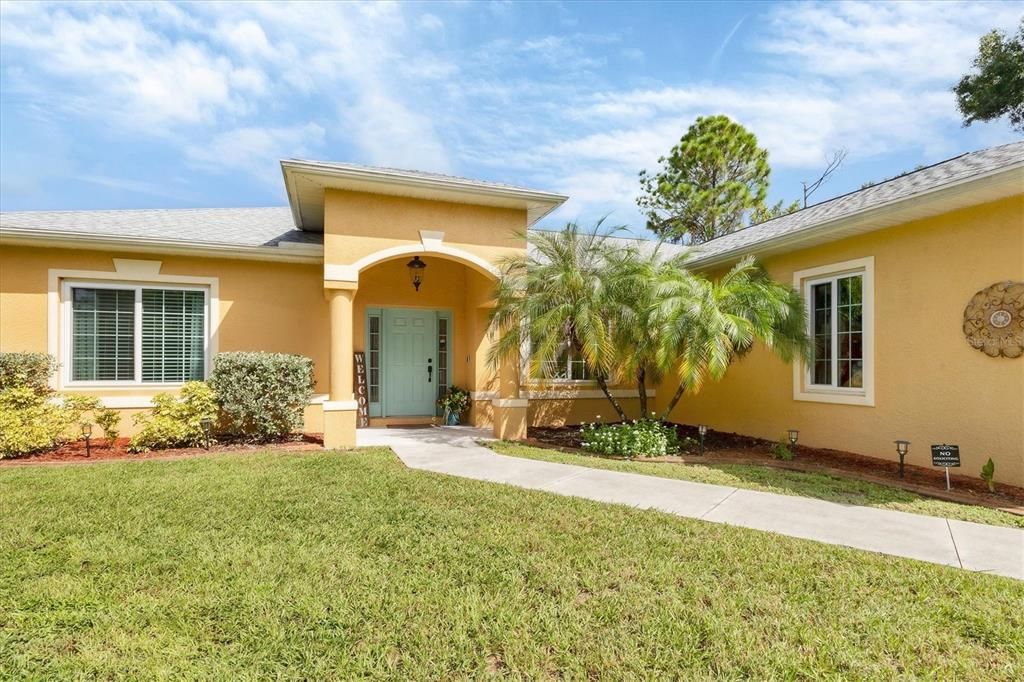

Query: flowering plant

[580,418,689,458]
[437,386,471,424]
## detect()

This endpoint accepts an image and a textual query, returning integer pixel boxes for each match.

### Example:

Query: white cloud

[76,174,194,202]
[185,122,326,184]
[0,1,453,174]
[0,5,248,127]
[760,1,1022,84]
[221,19,273,59]
[463,1,1022,225]
[2,0,1019,220]
[418,13,444,32]
[198,1,454,171]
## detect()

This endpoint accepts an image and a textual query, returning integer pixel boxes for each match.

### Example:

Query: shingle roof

[2,142,1019,260]
[0,206,318,249]
[690,140,1024,264]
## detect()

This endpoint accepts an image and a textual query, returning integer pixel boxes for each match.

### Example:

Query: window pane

[813,360,831,385]
[71,287,135,381]
[838,306,850,334]
[368,314,381,404]
[814,282,831,309]
[850,333,863,360]
[839,277,851,306]
[845,275,862,305]
[849,305,862,332]
[810,282,832,385]
[848,360,864,388]
[141,289,205,382]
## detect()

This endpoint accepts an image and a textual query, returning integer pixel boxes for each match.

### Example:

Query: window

[436,316,449,399]
[65,283,208,385]
[141,289,206,382]
[540,345,591,381]
[809,274,863,389]
[793,257,874,406]
[71,288,135,381]
[367,313,381,404]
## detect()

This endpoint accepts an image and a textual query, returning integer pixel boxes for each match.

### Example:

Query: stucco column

[492,348,528,440]
[328,288,356,401]
[324,286,357,449]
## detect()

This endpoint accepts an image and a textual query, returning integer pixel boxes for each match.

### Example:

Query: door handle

[427,358,433,383]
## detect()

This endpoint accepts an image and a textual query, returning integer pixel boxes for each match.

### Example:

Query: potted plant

[437,386,470,426]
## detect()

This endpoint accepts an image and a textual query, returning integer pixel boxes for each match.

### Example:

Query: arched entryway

[321,245,524,448]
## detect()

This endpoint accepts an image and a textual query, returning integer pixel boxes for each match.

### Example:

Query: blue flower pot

[445,411,461,426]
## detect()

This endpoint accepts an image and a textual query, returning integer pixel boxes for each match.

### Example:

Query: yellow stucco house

[1,141,1022,486]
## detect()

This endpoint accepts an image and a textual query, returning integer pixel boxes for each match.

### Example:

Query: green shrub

[0,352,58,395]
[128,382,218,453]
[980,458,995,493]
[580,419,681,458]
[208,352,314,442]
[771,439,795,461]
[0,389,96,457]
[95,407,121,443]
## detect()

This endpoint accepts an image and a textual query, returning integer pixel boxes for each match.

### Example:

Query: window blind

[71,287,135,381]
[141,289,205,382]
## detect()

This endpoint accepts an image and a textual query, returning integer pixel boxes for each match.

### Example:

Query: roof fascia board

[0,229,324,264]
[690,163,1024,270]
[280,162,304,229]
[281,160,569,205]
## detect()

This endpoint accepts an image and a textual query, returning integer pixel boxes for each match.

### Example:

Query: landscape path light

[81,423,93,458]
[894,440,910,478]
[201,417,214,450]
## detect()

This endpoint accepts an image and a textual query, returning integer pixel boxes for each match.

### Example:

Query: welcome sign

[354,352,369,428]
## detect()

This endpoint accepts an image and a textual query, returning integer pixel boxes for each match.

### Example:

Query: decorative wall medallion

[962,281,1024,358]
[989,310,1011,328]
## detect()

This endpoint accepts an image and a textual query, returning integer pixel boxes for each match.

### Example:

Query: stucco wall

[657,196,1024,486]
[528,396,645,427]
[0,245,328,435]
[323,189,526,269]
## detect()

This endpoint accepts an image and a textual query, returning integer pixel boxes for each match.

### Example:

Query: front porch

[277,159,568,450]
[321,250,526,449]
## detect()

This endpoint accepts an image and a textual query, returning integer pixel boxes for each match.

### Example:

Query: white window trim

[48,262,219,391]
[524,350,597,386]
[792,256,874,407]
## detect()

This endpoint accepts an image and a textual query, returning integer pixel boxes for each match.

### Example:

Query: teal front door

[383,308,438,416]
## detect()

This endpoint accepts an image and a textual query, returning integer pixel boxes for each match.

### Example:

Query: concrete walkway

[358,426,1024,580]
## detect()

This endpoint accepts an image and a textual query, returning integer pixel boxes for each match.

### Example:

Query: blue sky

[1,1,1021,236]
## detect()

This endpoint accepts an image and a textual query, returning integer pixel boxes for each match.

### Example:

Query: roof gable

[281,159,568,231]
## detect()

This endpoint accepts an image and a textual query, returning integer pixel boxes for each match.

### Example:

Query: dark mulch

[527,423,1024,508]
[1,434,324,465]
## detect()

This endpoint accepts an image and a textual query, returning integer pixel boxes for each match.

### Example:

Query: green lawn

[489,441,1024,529]
[2,450,1022,679]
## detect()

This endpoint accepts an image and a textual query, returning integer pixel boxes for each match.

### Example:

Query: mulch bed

[0,435,325,466]
[526,423,1024,512]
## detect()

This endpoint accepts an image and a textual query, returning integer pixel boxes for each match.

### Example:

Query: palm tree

[488,221,633,421]
[603,245,700,417]
[654,255,808,420]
